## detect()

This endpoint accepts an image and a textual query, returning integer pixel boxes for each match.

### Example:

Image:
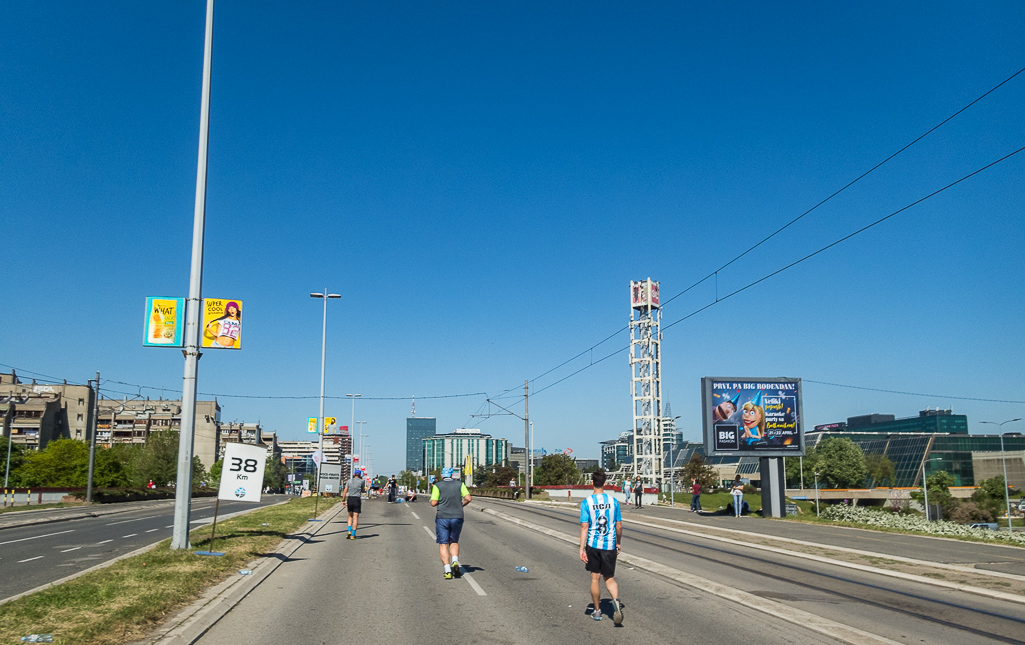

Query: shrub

[820,503,1025,545]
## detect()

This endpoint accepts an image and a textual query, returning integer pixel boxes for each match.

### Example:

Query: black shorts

[346,497,362,513]
[584,545,617,578]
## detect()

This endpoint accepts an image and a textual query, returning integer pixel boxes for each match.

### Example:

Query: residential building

[279,434,354,481]
[406,417,436,473]
[95,398,221,469]
[0,372,95,450]
[422,428,509,473]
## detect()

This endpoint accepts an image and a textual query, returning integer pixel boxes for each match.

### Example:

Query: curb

[0,499,182,531]
[138,500,347,645]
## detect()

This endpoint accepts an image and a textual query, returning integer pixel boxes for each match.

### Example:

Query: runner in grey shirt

[342,471,366,540]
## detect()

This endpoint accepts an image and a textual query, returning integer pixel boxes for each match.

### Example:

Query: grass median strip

[0,496,341,645]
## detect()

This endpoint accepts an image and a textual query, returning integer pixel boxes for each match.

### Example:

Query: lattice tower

[629,278,663,489]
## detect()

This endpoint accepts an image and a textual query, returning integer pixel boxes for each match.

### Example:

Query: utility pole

[86,371,99,503]
[524,380,530,500]
[172,0,215,550]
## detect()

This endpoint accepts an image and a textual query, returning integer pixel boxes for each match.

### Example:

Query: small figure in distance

[579,469,624,625]
[431,467,471,580]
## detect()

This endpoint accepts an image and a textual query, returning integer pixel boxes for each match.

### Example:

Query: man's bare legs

[591,572,619,612]
[438,541,460,566]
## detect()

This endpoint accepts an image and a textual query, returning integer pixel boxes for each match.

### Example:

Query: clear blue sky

[2,2,1023,475]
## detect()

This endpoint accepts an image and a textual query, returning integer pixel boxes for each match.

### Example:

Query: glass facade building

[808,409,1025,487]
[406,417,436,472]
[422,429,509,473]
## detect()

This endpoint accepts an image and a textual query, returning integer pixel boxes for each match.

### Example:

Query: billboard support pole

[172,0,215,550]
[760,457,786,518]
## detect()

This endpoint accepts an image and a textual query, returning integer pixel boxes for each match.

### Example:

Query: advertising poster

[324,417,337,434]
[217,442,267,503]
[143,297,185,347]
[319,463,342,493]
[701,377,804,457]
[307,417,318,434]
[201,298,243,349]
[630,279,660,309]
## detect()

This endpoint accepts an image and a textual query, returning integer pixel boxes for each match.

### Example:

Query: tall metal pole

[172,0,215,550]
[1001,434,1013,532]
[524,380,530,500]
[314,290,327,517]
[86,372,99,502]
[922,460,930,522]
[814,472,820,517]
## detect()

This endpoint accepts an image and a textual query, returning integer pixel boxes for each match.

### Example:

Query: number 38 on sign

[217,443,268,503]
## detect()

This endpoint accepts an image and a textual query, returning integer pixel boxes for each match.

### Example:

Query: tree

[0,436,26,486]
[865,453,896,487]
[533,454,579,486]
[485,465,519,488]
[682,454,717,490]
[209,459,223,486]
[970,475,1007,519]
[912,470,958,517]
[263,457,287,491]
[814,437,867,488]
[135,431,182,487]
[398,469,418,489]
[18,439,89,487]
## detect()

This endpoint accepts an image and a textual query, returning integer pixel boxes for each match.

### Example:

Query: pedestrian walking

[623,477,631,504]
[633,479,643,509]
[690,479,702,512]
[342,469,366,539]
[579,469,624,625]
[730,475,744,517]
[387,475,398,503]
[431,467,471,579]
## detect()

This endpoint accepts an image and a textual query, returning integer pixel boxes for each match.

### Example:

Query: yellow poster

[324,417,337,434]
[307,417,318,434]
[202,298,243,349]
[143,297,185,347]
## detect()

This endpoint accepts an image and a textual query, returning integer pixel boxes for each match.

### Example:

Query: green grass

[0,496,342,645]
[0,503,84,515]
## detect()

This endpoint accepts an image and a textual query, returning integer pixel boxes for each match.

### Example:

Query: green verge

[0,503,84,515]
[0,496,342,645]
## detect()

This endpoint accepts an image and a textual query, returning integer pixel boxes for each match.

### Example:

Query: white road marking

[60,547,81,553]
[411,512,420,520]
[0,530,74,546]
[463,572,486,596]
[97,539,113,545]
[106,516,161,526]
[424,526,436,540]
[145,528,159,533]
[18,556,44,563]
[165,525,173,528]
[122,534,138,538]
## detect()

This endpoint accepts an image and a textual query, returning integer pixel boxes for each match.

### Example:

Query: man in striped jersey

[579,469,624,624]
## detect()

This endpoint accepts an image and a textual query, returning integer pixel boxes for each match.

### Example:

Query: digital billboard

[701,377,804,457]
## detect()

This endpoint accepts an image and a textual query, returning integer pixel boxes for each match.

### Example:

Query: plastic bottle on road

[515,566,529,573]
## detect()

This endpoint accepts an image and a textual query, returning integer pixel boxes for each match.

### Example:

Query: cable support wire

[507,66,1025,395]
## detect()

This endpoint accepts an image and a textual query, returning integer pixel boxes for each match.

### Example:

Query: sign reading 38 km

[218,442,268,503]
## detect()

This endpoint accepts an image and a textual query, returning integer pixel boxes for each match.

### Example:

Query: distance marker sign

[218,442,268,503]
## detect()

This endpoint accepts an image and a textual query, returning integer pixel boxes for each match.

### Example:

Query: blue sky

[2,2,1023,475]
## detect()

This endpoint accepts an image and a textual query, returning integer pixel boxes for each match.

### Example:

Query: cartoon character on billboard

[713,391,742,423]
[741,392,766,444]
[204,301,242,348]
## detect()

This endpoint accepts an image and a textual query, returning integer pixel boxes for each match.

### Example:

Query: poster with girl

[202,298,243,349]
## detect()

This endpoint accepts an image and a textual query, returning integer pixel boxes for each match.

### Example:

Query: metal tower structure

[629,278,663,489]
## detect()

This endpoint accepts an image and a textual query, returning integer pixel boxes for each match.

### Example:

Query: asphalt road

[194,497,1025,645]
[0,495,290,600]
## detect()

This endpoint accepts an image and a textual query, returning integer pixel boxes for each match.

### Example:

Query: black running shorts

[347,497,362,513]
[584,545,617,577]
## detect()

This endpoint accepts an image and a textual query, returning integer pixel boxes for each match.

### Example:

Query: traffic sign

[217,443,267,503]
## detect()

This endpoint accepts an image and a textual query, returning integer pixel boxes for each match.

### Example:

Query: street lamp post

[354,421,366,476]
[814,471,820,517]
[347,394,361,459]
[921,455,942,522]
[310,290,341,519]
[981,419,1021,533]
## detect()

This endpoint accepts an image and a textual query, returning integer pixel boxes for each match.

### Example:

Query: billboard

[143,297,185,347]
[701,377,804,457]
[201,298,243,349]
[217,442,267,503]
[630,279,660,309]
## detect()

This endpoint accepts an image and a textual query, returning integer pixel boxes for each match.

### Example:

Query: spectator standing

[731,475,744,517]
[690,479,702,512]
[633,479,643,509]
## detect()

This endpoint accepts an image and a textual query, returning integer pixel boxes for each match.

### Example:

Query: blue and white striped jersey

[580,493,621,550]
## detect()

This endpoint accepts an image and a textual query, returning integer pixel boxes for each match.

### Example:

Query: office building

[406,416,436,472]
[422,428,509,473]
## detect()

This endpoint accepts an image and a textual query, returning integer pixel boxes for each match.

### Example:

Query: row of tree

[1,434,205,489]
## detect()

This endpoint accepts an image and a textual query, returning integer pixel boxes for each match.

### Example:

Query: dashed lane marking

[18,556,44,563]
[122,534,138,538]
[463,573,486,596]
[60,547,81,553]
[145,528,159,533]
[411,512,420,520]
[424,526,436,540]
[0,530,74,546]
[96,540,113,545]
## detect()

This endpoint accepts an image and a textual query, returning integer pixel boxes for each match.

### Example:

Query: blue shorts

[435,517,464,544]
